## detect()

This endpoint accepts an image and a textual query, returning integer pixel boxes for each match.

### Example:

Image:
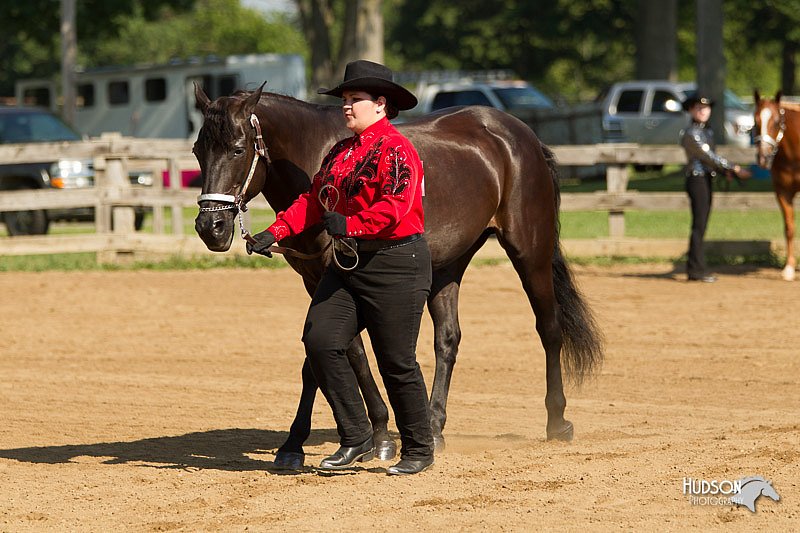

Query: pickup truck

[0,106,149,235]
[598,80,755,147]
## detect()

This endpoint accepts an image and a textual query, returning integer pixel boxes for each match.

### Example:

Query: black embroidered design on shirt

[342,138,384,198]
[382,145,411,196]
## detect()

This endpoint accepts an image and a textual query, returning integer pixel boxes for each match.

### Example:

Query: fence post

[93,155,115,236]
[606,164,629,238]
[109,157,135,234]
[169,157,184,235]
[98,156,135,264]
[152,160,165,234]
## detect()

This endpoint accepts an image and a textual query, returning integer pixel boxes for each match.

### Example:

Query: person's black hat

[318,60,417,110]
[682,94,715,111]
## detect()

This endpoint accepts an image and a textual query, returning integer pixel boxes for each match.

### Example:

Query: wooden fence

[0,137,782,262]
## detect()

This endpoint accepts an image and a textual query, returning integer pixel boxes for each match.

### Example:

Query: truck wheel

[2,205,49,236]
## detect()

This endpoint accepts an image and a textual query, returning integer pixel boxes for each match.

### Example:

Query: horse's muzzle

[195,210,235,252]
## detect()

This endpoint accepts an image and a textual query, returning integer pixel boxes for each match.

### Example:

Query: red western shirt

[267,117,425,241]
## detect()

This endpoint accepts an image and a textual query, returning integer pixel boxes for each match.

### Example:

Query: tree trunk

[356,0,384,64]
[297,0,334,97]
[60,0,77,126]
[337,1,384,78]
[635,0,677,80]
[297,0,384,100]
[695,0,726,144]
[782,41,797,95]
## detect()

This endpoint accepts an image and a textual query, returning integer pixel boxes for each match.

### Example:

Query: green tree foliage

[385,0,798,101]
[0,0,306,98]
[385,0,636,101]
[86,0,307,68]
[0,0,195,96]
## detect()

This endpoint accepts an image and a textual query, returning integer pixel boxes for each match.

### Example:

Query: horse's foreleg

[427,279,462,453]
[777,192,796,281]
[346,334,396,459]
[274,358,317,469]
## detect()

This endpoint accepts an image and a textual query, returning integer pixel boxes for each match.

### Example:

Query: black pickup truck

[0,106,147,235]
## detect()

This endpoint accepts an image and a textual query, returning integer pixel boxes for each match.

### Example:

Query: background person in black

[680,95,752,282]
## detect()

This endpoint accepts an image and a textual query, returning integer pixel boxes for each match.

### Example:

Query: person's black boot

[318,438,375,470]
[386,457,434,475]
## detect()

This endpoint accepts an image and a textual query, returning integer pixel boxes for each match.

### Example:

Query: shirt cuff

[267,219,291,241]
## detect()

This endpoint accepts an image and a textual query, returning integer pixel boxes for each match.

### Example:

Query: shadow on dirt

[0,428,341,473]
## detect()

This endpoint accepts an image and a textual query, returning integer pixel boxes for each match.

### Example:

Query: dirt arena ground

[1,259,797,531]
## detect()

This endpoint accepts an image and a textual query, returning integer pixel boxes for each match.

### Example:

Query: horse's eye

[233,148,245,157]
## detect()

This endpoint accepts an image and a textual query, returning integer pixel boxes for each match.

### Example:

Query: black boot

[386,457,434,475]
[318,438,375,470]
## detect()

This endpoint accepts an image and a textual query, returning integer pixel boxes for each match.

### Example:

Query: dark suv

[0,106,148,235]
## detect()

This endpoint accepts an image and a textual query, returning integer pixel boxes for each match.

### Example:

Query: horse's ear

[776,90,783,103]
[243,82,266,115]
[754,89,761,105]
[194,82,211,114]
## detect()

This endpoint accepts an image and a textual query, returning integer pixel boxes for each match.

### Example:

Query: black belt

[351,233,421,252]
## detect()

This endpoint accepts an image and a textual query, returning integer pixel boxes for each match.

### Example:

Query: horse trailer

[15,53,307,139]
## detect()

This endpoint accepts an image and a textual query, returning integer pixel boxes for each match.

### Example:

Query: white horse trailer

[15,53,307,139]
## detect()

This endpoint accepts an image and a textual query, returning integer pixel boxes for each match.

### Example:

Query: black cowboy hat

[682,94,715,111]
[318,59,417,110]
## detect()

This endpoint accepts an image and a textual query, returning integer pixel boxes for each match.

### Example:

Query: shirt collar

[353,117,393,146]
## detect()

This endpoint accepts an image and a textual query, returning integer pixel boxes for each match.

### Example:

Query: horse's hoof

[546,420,574,442]
[433,434,446,453]
[273,451,305,470]
[375,439,397,460]
[781,265,795,281]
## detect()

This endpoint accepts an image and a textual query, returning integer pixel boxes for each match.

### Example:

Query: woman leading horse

[247,60,434,475]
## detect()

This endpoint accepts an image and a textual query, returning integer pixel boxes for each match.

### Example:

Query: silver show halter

[197,113,269,241]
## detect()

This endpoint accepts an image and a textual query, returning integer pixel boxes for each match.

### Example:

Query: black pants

[686,173,713,279]
[302,237,434,460]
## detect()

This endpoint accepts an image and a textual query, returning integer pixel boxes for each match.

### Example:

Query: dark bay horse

[754,90,800,281]
[193,85,604,468]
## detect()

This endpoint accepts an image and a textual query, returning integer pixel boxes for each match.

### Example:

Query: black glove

[321,211,347,238]
[246,229,276,257]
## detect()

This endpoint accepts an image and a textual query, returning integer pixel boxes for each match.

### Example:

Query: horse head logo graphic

[730,476,780,512]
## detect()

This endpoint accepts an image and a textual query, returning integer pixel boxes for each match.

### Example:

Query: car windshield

[492,86,554,110]
[0,110,81,144]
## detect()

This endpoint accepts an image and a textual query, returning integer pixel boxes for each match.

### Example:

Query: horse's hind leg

[495,231,573,442]
[345,334,395,459]
[777,191,796,281]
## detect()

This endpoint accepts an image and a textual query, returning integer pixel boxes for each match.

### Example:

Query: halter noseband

[753,107,786,168]
[197,113,270,238]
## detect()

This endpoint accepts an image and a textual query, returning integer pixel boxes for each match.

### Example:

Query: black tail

[542,144,604,385]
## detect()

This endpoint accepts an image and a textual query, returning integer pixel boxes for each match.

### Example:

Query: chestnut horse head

[753,90,786,169]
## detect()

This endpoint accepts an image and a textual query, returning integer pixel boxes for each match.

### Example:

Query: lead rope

[319,183,358,271]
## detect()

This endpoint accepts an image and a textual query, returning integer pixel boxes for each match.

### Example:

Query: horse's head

[753,89,785,169]
[760,480,781,502]
[193,82,267,251]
